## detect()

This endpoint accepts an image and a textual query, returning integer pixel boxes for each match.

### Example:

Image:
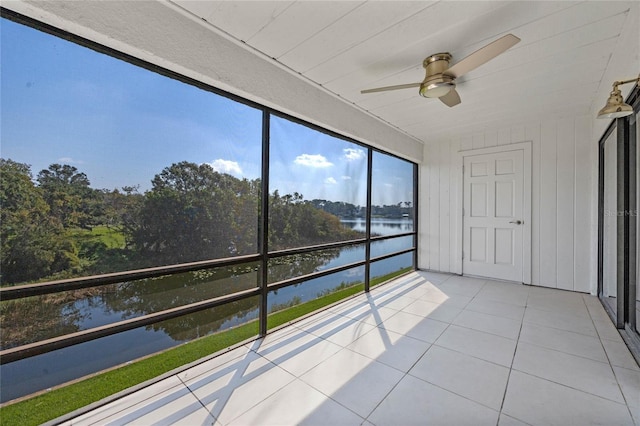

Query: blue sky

[1,18,413,206]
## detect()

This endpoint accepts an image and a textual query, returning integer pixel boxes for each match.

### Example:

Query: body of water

[0,219,414,402]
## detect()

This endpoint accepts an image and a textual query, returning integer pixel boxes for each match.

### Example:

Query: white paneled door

[463,149,528,282]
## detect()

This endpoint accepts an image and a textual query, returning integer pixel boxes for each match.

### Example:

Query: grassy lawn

[89,226,126,249]
[68,225,126,249]
[0,267,412,425]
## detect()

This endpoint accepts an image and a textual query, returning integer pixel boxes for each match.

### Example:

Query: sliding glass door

[598,85,640,359]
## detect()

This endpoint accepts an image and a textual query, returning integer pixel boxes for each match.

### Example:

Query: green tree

[0,159,73,284]
[37,163,99,229]
[269,192,362,250]
[129,161,259,266]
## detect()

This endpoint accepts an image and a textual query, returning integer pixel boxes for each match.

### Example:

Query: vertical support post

[259,110,270,336]
[628,113,637,330]
[365,148,373,292]
[616,118,628,328]
[413,162,419,270]
[598,133,606,298]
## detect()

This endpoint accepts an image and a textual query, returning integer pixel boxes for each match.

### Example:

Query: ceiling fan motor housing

[420,53,455,98]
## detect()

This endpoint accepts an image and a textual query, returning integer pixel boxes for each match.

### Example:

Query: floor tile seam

[213,376,300,426]
[92,381,205,426]
[190,355,298,426]
[522,306,592,320]
[352,334,448,424]
[415,294,471,308]
[459,304,526,323]
[292,324,360,348]
[611,363,640,374]
[509,369,632,408]
[251,330,329,357]
[375,321,449,344]
[293,317,367,342]
[517,336,610,364]
[498,310,525,417]
[524,304,598,322]
[515,338,614,368]
[445,320,520,342]
[471,296,528,308]
[339,344,419,375]
[348,319,423,348]
[429,289,482,299]
[609,363,640,416]
[509,365,627,405]
[498,413,535,426]
[520,318,599,339]
[77,378,190,426]
[361,368,412,424]
[522,319,604,342]
[461,308,525,323]
[427,341,513,370]
[582,300,639,409]
[400,299,463,318]
[402,369,504,414]
[177,373,220,425]
[592,328,626,343]
[303,344,402,376]
[288,376,371,423]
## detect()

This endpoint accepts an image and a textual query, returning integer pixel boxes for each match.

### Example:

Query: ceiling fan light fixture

[597,75,640,119]
[420,81,454,98]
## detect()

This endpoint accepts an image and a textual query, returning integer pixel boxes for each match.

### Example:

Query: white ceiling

[170,0,637,143]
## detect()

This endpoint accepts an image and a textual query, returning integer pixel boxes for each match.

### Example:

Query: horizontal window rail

[267,260,367,292]
[267,238,367,259]
[0,254,262,301]
[1,234,416,301]
[0,287,261,364]
[370,248,416,264]
[1,245,416,365]
[267,246,415,292]
[369,231,415,242]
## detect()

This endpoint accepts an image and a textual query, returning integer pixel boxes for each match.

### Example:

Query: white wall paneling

[419,116,593,292]
[538,121,558,288]
[556,119,575,290]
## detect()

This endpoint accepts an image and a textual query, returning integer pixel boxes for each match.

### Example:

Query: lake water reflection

[0,219,414,402]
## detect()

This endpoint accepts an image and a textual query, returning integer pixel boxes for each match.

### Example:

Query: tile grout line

[582,294,638,421]
[362,274,459,424]
[177,373,219,425]
[497,289,530,426]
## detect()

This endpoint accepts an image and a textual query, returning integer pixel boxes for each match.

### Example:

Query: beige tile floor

[62,271,640,425]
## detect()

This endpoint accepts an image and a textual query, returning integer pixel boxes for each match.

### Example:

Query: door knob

[509,220,523,225]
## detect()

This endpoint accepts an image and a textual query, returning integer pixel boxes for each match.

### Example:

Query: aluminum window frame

[0,9,419,367]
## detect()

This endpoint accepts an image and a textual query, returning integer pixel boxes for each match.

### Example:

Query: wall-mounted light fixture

[597,75,640,119]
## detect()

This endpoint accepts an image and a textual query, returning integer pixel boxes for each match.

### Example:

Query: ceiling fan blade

[361,82,421,94]
[444,34,520,78]
[439,88,461,107]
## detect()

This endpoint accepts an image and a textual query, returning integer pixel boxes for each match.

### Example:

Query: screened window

[0,14,418,403]
[1,18,263,285]
[268,115,367,250]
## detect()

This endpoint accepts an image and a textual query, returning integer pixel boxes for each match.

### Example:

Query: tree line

[0,159,365,285]
[308,199,413,219]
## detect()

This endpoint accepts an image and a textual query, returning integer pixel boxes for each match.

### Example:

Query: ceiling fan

[360,34,520,107]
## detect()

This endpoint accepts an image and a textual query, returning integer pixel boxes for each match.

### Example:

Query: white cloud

[294,154,333,168]
[341,175,352,180]
[324,177,337,184]
[209,159,243,175]
[57,157,84,164]
[343,148,365,161]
